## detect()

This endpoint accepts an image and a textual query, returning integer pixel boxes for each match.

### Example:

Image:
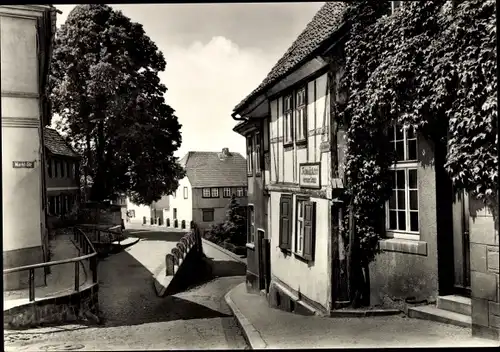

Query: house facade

[163,148,248,232]
[231,1,499,341]
[44,127,81,228]
[1,5,57,289]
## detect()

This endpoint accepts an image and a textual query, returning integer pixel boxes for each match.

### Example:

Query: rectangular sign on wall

[299,162,321,189]
[12,161,35,168]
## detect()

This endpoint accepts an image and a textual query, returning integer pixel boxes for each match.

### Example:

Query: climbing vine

[339,0,497,299]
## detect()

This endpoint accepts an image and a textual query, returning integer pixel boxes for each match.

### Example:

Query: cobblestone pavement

[4,228,248,351]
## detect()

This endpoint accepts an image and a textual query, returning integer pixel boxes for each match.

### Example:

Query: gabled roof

[233,2,347,112]
[181,150,247,188]
[44,127,80,158]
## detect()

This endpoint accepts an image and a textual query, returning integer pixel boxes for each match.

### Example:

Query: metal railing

[3,227,98,302]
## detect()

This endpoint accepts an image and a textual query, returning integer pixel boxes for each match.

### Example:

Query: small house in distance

[163,148,248,232]
[44,127,82,228]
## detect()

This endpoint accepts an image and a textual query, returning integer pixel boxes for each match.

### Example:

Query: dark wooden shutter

[303,201,316,261]
[279,195,292,250]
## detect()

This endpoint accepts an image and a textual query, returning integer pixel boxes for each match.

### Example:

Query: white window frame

[183,186,188,199]
[385,125,420,240]
[284,95,293,145]
[211,188,219,198]
[255,131,261,175]
[391,1,402,15]
[236,187,244,197]
[295,88,307,142]
[295,199,305,255]
[223,187,231,198]
[202,188,211,198]
[248,204,255,244]
[247,136,253,175]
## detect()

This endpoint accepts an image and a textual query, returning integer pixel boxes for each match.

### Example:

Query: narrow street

[4,229,248,351]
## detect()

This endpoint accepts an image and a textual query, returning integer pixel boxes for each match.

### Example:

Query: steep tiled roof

[234,2,347,112]
[182,150,247,188]
[44,127,80,158]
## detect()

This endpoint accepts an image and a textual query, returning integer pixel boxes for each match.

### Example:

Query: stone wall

[4,283,99,329]
[469,196,499,340]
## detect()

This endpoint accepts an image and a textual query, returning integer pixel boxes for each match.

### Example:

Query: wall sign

[299,162,321,189]
[13,161,35,168]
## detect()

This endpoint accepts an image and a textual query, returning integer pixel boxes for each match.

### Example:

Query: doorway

[257,230,271,293]
[451,189,471,296]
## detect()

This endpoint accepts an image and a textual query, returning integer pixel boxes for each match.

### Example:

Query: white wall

[163,176,193,225]
[269,72,330,186]
[1,11,44,251]
[269,191,331,309]
[126,198,152,224]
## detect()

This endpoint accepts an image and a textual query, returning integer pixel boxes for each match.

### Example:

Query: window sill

[283,142,294,149]
[379,238,427,256]
[296,139,307,146]
[246,243,255,250]
[255,172,262,178]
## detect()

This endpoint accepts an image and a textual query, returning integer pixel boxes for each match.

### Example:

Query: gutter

[231,112,248,122]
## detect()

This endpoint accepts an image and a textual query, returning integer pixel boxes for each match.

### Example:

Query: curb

[329,308,402,317]
[202,239,247,264]
[224,284,267,350]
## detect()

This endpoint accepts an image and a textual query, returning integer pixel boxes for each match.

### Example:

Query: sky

[53,3,324,158]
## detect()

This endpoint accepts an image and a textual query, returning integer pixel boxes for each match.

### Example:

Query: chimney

[219,148,230,160]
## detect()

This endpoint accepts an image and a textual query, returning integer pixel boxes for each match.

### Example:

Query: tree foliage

[49,4,185,204]
[205,194,247,247]
[340,0,497,290]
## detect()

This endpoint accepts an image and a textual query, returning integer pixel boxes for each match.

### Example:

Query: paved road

[4,228,248,351]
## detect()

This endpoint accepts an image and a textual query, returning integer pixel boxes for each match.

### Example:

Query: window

[391,1,402,14]
[54,160,58,178]
[55,195,61,215]
[202,188,211,198]
[255,131,261,175]
[183,186,188,199]
[248,205,255,243]
[66,162,71,178]
[173,208,177,219]
[296,200,305,255]
[283,94,293,145]
[236,187,244,197]
[128,210,136,218]
[223,187,231,198]
[61,161,66,178]
[386,125,419,237]
[247,136,253,175]
[295,199,316,260]
[295,88,307,142]
[211,188,219,198]
[72,163,77,179]
[173,190,177,199]
[202,208,214,222]
[244,188,248,196]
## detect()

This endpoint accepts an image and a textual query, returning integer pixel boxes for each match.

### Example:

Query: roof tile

[44,127,80,158]
[182,150,247,188]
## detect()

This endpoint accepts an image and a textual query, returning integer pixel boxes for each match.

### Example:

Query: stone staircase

[408,295,471,328]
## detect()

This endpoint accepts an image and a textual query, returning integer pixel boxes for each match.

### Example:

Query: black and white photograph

[2,1,499,350]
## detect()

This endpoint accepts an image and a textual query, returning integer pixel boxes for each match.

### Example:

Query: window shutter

[279,195,292,250]
[303,201,316,261]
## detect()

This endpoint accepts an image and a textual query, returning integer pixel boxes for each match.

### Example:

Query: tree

[48,4,185,205]
[205,194,247,247]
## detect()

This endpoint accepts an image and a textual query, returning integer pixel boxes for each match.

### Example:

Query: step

[408,305,471,328]
[437,295,471,316]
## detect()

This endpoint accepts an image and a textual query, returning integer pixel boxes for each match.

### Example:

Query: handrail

[3,252,96,274]
[3,226,99,302]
